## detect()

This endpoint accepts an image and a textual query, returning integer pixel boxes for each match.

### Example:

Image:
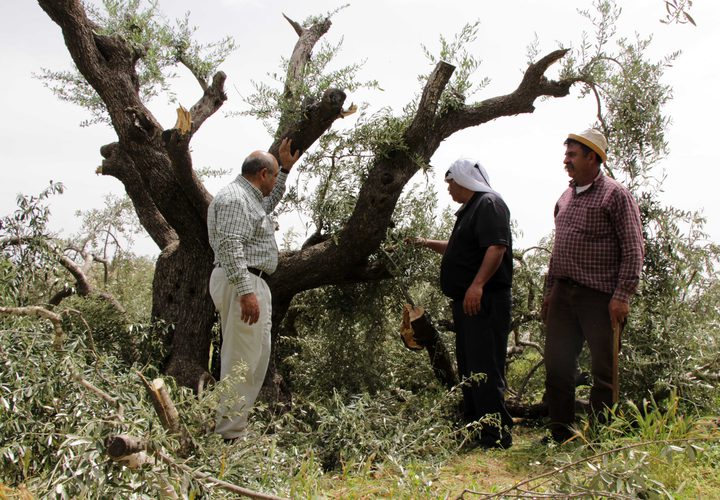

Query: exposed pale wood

[0,305,64,349]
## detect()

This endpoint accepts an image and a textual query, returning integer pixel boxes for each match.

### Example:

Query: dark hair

[564,138,603,164]
[241,154,276,176]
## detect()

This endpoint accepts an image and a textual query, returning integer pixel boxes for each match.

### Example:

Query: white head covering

[444,158,502,199]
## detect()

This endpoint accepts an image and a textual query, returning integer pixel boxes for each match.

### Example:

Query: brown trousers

[544,279,614,437]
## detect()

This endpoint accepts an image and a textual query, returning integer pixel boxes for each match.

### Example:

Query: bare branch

[282,14,332,99]
[99,142,177,250]
[406,60,456,141]
[72,370,124,418]
[0,305,64,348]
[48,253,127,313]
[282,13,303,36]
[438,49,578,140]
[188,71,227,134]
[155,449,289,500]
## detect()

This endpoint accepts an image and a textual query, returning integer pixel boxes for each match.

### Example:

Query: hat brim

[568,133,608,162]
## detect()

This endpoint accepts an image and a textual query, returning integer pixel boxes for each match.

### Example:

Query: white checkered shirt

[207,172,288,295]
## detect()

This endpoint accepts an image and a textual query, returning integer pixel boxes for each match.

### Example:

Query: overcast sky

[2,0,718,256]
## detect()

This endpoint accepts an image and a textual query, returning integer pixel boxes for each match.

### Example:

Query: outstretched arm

[408,237,448,255]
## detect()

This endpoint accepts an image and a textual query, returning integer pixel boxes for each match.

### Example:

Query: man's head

[242,150,279,196]
[444,158,497,204]
[563,129,607,185]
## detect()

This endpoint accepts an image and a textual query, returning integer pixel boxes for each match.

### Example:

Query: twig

[459,437,708,499]
[71,371,124,419]
[155,449,289,500]
[61,308,98,357]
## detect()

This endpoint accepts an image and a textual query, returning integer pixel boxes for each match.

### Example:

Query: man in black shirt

[414,158,513,449]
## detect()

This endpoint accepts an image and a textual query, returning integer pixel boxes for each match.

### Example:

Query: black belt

[558,277,585,288]
[214,264,269,279]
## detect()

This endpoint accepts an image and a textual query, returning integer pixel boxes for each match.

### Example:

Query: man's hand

[239,292,260,325]
[609,298,629,330]
[278,137,301,171]
[463,283,483,316]
[404,237,426,247]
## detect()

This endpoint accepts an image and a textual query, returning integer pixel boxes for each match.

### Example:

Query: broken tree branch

[71,370,124,419]
[0,305,64,349]
[138,374,194,455]
[155,448,289,500]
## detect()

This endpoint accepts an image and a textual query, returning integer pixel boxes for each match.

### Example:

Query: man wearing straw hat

[415,158,514,449]
[542,129,644,443]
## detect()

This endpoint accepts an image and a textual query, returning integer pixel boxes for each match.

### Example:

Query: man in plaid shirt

[542,129,644,443]
[208,138,300,440]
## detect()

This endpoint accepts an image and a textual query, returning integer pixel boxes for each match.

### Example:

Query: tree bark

[38,1,580,396]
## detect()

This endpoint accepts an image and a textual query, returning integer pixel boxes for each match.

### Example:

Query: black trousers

[453,288,513,437]
[544,280,614,437]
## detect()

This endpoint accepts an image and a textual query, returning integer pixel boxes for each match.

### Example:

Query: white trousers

[210,267,272,439]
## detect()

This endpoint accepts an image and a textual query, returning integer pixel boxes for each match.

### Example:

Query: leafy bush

[0,318,473,498]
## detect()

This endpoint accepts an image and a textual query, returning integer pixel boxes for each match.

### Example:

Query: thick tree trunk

[39,0,580,398]
[153,241,216,389]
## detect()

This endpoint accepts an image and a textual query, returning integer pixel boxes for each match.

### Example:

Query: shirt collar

[236,174,263,201]
[571,171,603,194]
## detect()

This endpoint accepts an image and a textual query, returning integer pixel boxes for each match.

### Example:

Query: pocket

[579,207,612,238]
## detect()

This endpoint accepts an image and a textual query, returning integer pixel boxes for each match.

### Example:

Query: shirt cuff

[612,288,632,303]
[229,272,254,296]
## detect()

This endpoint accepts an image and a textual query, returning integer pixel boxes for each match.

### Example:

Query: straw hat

[567,128,608,162]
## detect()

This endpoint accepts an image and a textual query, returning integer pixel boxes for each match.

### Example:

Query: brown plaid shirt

[546,174,644,303]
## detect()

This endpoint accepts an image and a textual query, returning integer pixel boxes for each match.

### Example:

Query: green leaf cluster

[35,0,235,126]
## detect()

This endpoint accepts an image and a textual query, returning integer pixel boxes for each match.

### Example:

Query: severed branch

[155,449,289,500]
[138,374,194,456]
[270,88,347,160]
[269,13,346,160]
[0,305,64,349]
[163,73,227,223]
[106,434,148,458]
[282,14,332,100]
[72,370,124,419]
[104,433,286,498]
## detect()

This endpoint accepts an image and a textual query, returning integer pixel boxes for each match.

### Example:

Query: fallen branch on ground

[0,305,64,348]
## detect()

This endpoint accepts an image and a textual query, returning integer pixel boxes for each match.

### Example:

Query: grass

[305,420,720,499]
